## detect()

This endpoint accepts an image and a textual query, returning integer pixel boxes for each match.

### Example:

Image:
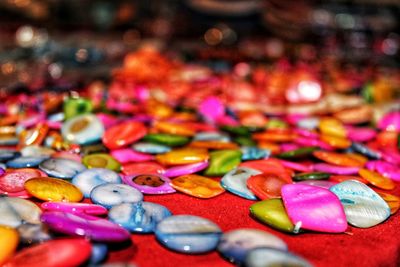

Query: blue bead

[109,202,171,233]
[39,158,86,179]
[240,146,270,161]
[90,183,143,209]
[89,243,108,264]
[0,149,20,162]
[6,156,49,168]
[132,142,171,154]
[72,168,121,198]
[155,215,221,254]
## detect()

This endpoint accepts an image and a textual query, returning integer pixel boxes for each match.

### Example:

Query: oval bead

[221,167,261,200]
[218,228,287,265]
[155,148,209,166]
[90,183,143,209]
[24,177,83,202]
[142,133,190,147]
[313,151,365,167]
[247,173,289,199]
[155,215,222,254]
[132,142,171,155]
[245,247,312,267]
[204,149,242,176]
[72,168,121,198]
[17,223,52,245]
[163,161,209,178]
[41,202,108,215]
[122,174,175,195]
[0,197,42,227]
[358,169,395,190]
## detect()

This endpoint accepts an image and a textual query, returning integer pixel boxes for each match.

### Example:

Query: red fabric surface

[107,181,400,267]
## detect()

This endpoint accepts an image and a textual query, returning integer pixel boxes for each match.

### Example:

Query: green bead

[63,97,93,120]
[234,136,256,146]
[266,119,288,129]
[277,147,318,159]
[82,153,121,172]
[397,133,400,150]
[142,134,190,147]
[220,125,251,136]
[204,149,242,176]
[361,83,374,103]
[250,198,297,233]
[293,172,330,181]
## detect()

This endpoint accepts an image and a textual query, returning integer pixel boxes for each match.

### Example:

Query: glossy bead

[188,140,238,150]
[377,192,400,214]
[155,215,222,254]
[277,146,318,159]
[153,121,195,136]
[0,149,20,162]
[90,183,143,209]
[155,148,209,165]
[24,177,83,202]
[63,97,93,120]
[72,168,121,198]
[247,173,289,199]
[122,174,175,194]
[240,146,269,161]
[142,133,189,147]
[0,168,45,198]
[2,238,92,267]
[171,174,225,199]
[6,156,48,168]
[358,169,395,190]
[0,197,42,227]
[293,172,331,181]
[281,184,347,233]
[204,149,242,176]
[320,134,351,149]
[0,226,19,265]
[313,163,360,175]
[245,247,312,267]
[109,202,171,233]
[313,151,365,167]
[16,223,52,245]
[319,117,346,138]
[41,211,131,242]
[218,228,287,265]
[240,159,292,183]
[121,162,165,176]
[250,199,296,233]
[131,142,171,155]
[82,153,121,172]
[163,161,209,178]
[41,202,108,215]
[220,167,261,200]
[61,114,104,145]
[39,158,86,179]
[103,121,147,150]
[330,180,390,228]
[18,122,49,148]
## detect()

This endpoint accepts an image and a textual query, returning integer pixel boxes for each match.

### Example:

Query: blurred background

[0,0,399,102]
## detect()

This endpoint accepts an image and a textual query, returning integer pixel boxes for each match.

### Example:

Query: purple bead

[41,211,131,242]
[163,161,209,178]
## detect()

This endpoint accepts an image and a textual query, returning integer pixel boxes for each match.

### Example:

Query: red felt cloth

[106,182,400,267]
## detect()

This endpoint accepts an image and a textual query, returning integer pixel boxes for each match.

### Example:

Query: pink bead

[281,184,347,233]
[279,160,313,172]
[111,148,154,163]
[378,111,400,132]
[41,202,108,215]
[163,161,209,178]
[346,126,376,142]
[199,96,225,122]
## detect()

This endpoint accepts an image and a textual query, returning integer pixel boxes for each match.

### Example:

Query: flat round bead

[72,168,121,198]
[155,215,222,254]
[41,202,108,215]
[82,153,121,172]
[90,183,143,209]
[3,239,92,267]
[218,228,287,265]
[0,168,45,197]
[0,197,42,228]
[6,156,49,168]
[132,142,171,154]
[122,174,175,194]
[142,133,190,147]
[16,223,52,245]
[247,173,289,199]
[109,202,171,233]
[41,211,131,242]
[61,114,104,145]
[24,177,83,202]
[39,158,86,179]
[155,148,209,166]
[163,161,209,178]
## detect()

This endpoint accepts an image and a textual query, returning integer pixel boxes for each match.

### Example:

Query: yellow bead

[170,174,225,198]
[0,225,19,265]
[24,177,83,202]
[320,134,351,149]
[319,117,346,138]
[155,148,209,165]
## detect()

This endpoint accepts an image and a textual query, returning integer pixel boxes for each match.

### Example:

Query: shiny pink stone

[281,184,347,233]
[111,148,154,163]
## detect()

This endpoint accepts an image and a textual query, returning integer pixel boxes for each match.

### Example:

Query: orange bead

[257,141,281,154]
[170,174,225,198]
[154,121,195,137]
[346,153,368,165]
[358,169,395,190]
[18,122,49,148]
[319,117,346,138]
[253,130,295,143]
[188,140,238,150]
[0,226,19,265]
[313,151,365,167]
[376,192,400,214]
[320,134,351,149]
[155,148,209,165]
